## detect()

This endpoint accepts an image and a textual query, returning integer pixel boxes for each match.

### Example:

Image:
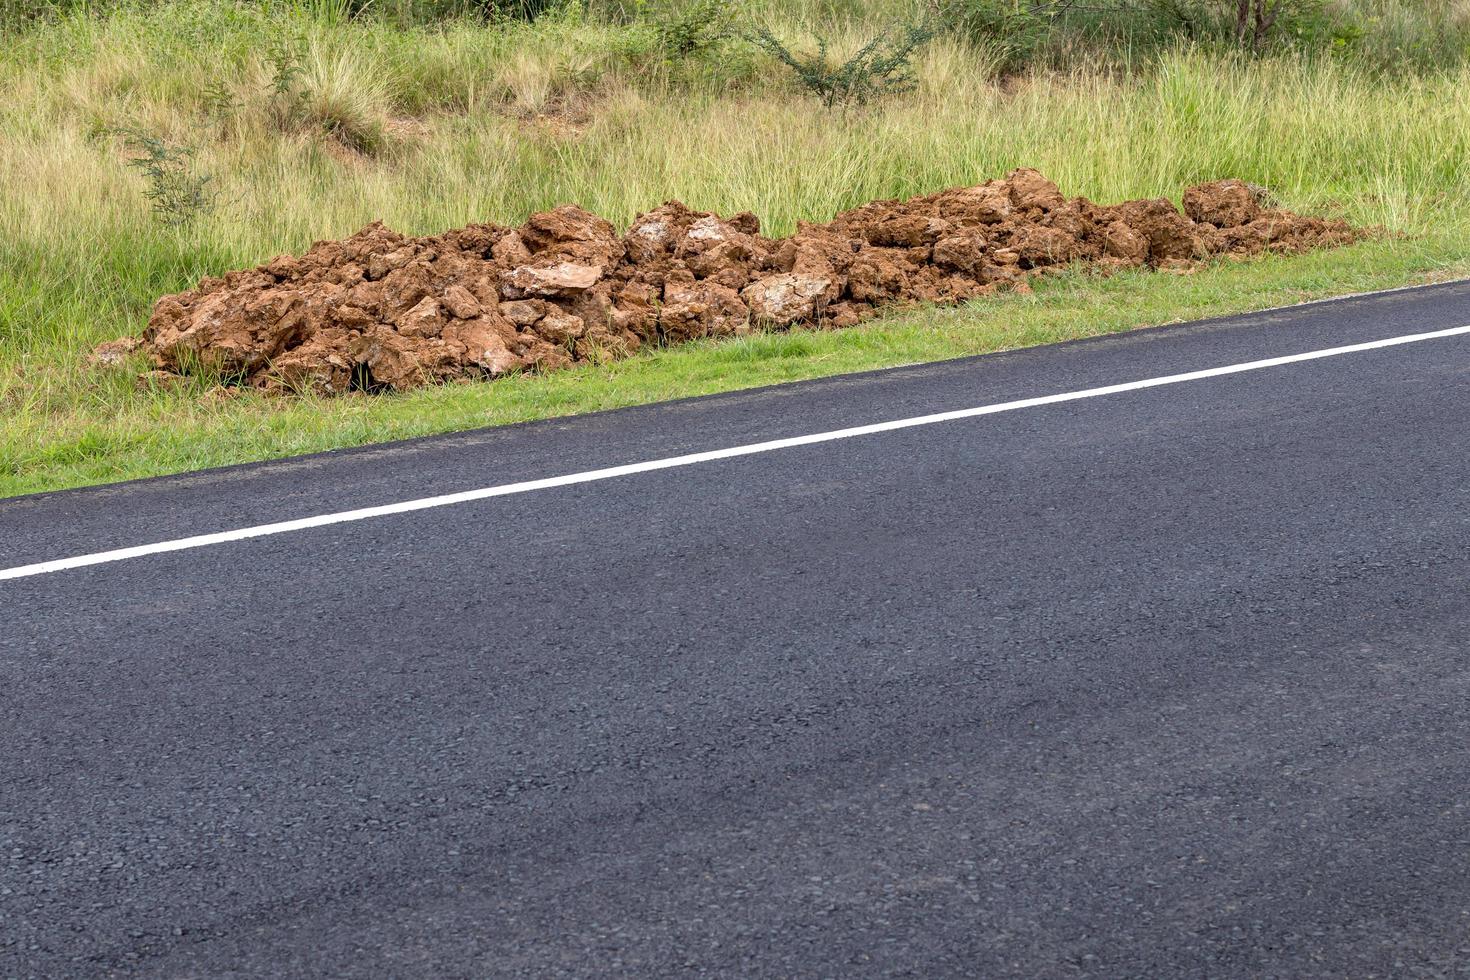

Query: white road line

[5,322,1470,583]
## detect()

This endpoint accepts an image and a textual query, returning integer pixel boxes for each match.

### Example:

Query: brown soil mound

[127,172,1363,394]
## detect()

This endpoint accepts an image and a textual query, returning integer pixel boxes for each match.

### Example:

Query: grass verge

[4,2,1469,497]
[5,234,1465,499]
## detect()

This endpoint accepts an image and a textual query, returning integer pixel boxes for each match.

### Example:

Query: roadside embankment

[109,172,1363,394]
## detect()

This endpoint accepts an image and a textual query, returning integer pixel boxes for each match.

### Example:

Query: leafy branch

[117,129,219,227]
[751,24,935,109]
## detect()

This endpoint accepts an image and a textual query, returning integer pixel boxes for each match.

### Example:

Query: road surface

[5,280,1470,977]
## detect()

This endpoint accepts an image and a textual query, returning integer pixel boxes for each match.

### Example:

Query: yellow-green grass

[4,3,1469,497]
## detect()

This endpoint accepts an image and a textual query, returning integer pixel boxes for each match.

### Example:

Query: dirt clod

[125,172,1366,394]
[87,335,142,368]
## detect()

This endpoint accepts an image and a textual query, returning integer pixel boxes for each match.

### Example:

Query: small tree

[751,24,935,109]
[655,0,731,59]
[117,130,219,227]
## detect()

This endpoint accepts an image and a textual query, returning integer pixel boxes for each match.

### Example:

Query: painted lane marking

[5,322,1470,583]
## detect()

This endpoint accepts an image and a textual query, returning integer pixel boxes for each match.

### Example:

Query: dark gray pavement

[4,280,1470,977]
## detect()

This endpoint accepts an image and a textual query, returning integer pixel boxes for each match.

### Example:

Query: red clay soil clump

[120,172,1363,394]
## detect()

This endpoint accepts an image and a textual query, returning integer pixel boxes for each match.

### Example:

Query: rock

[500,262,603,298]
[444,316,523,375]
[87,336,142,368]
[145,284,306,374]
[1005,168,1066,212]
[1010,225,1083,267]
[847,251,910,303]
[261,254,304,280]
[441,284,482,319]
[518,204,623,271]
[1045,200,1094,239]
[520,338,574,372]
[366,246,415,282]
[742,273,832,324]
[1183,179,1263,228]
[676,214,770,283]
[1108,198,1209,263]
[609,280,659,337]
[378,263,434,318]
[490,231,532,266]
[352,326,425,389]
[130,175,1363,394]
[397,296,447,339]
[499,300,546,326]
[867,214,936,248]
[660,278,749,340]
[333,304,376,329]
[940,184,1012,224]
[535,307,586,344]
[1101,220,1149,264]
[267,334,355,394]
[625,215,677,264]
[932,233,987,274]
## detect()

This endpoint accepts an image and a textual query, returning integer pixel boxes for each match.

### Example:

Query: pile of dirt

[114,171,1364,394]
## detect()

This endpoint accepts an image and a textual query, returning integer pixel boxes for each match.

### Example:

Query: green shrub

[934,0,1376,72]
[653,0,730,59]
[751,24,935,108]
[478,0,565,22]
[117,130,219,227]
[930,0,1059,74]
[265,34,310,124]
[0,0,88,31]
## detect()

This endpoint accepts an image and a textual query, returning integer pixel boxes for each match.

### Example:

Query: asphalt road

[5,280,1470,978]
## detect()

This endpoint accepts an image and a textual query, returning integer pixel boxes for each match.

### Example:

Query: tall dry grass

[2,0,1468,490]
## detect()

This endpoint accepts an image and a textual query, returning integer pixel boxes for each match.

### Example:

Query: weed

[653,0,730,60]
[201,79,238,120]
[751,23,935,108]
[117,129,218,227]
[268,37,305,96]
[479,0,563,22]
[266,35,310,126]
